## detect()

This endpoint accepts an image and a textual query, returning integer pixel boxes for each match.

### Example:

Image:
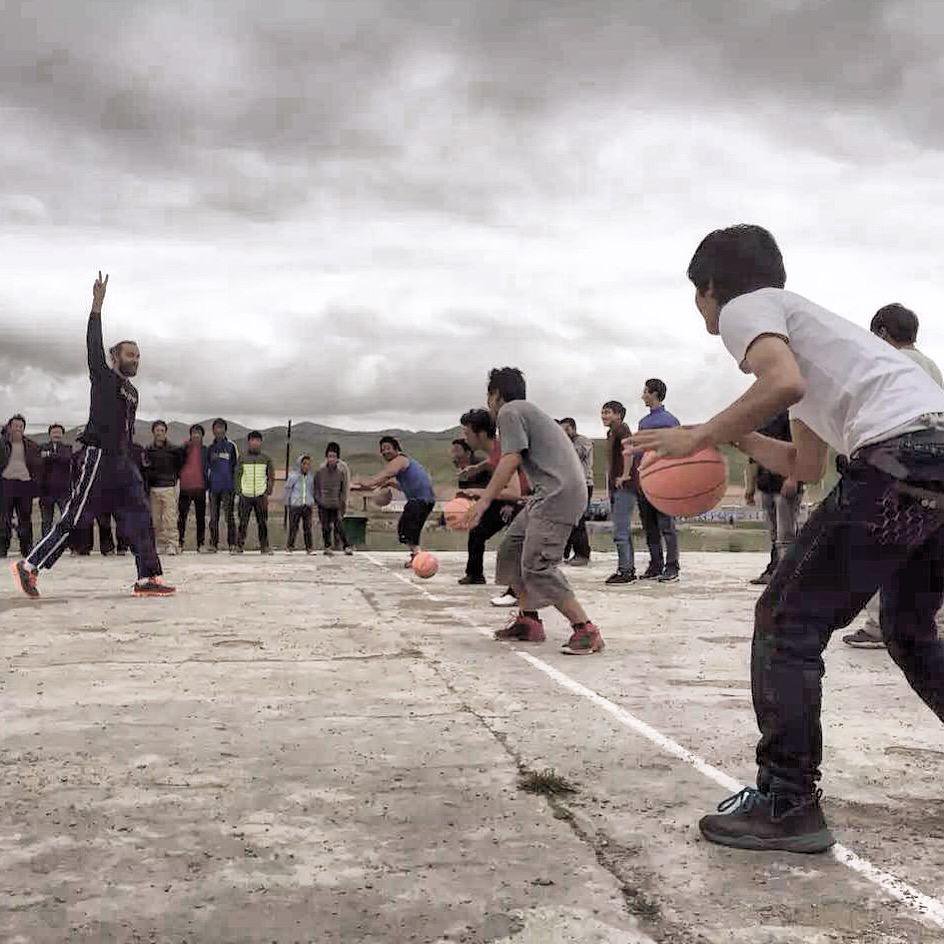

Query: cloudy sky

[3,0,944,434]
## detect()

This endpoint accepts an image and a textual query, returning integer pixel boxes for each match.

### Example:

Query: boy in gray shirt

[469,367,604,655]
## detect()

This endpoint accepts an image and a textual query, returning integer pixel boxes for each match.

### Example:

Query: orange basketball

[444,496,475,531]
[638,447,728,517]
[411,551,439,579]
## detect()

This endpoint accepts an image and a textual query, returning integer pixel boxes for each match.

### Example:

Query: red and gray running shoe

[494,612,546,643]
[132,576,176,597]
[11,560,39,599]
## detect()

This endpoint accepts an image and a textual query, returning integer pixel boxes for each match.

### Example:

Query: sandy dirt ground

[2,550,944,944]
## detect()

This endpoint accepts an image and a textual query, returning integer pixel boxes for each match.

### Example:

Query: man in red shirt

[177,424,208,552]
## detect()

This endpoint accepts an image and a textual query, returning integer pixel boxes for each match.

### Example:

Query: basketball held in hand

[443,497,475,531]
[638,447,728,517]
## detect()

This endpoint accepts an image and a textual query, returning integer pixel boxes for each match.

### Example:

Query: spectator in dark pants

[235,431,274,554]
[284,455,315,553]
[314,444,352,555]
[456,408,530,585]
[177,423,208,552]
[0,414,41,558]
[637,379,681,582]
[206,418,238,552]
[558,417,594,566]
[39,423,73,538]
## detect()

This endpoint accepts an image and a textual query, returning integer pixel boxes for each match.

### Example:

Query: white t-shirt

[719,288,944,456]
[901,346,944,387]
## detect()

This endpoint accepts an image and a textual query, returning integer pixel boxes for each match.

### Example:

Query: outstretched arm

[87,271,110,377]
[354,456,408,489]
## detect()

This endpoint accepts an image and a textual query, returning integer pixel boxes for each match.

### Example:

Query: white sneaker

[164,545,178,556]
[490,591,517,608]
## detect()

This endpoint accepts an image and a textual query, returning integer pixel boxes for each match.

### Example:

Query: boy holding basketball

[631,224,944,853]
[470,367,604,655]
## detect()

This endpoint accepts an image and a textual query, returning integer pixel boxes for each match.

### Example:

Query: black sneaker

[658,565,680,583]
[699,787,835,854]
[458,575,486,585]
[11,560,39,599]
[567,556,590,568]
[605,570,636,585]
[750,567,774,586]
[842,628,885,649]
[640,565,663,580]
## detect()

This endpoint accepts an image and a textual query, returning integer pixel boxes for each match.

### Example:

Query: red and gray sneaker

[494,612,546,643]
[561,622,605,655]
[132,576,176,597]
[11,560,39,599]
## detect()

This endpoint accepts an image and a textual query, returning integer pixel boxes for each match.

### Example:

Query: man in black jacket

[143,420,182,555]
[39,424,73,538]
[12,273,174,598]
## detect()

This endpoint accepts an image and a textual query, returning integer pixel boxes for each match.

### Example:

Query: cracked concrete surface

[2,551,944,943]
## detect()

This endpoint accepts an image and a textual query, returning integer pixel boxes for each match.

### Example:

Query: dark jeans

[209,491,236,548]
[466,501,521,578]
[238,496,269,549]
[40,497,69,538]
[637,491,678,571]
[178,489,206,548]
[26,447,161,580]
[288,505,314,550]
[97,513,130,554]
[564,485,593,560]
[754,431,944,797]
[0,494,34,557]
[398,499,434,547]
[317,506,349,550]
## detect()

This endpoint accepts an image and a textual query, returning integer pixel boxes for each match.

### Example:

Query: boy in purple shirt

[637,379,681,582]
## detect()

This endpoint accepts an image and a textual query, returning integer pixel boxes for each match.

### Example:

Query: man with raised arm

[11,273,174,598]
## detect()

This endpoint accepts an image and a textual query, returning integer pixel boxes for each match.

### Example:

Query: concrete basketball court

[2,550,944,943]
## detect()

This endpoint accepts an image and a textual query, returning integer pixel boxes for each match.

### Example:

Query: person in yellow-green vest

[283,455,315,553]
[234,430,274,555]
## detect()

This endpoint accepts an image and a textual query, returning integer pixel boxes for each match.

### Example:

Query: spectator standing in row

[559,417,594,567]
[39,424,73,538]
[315,444,353,555]
[235,431,274,554]
[144,420,181,556]
[0,415,41,558]
[637,379,682,582]
[745,413,800,586]
[178,423,208,552]
[284,454,315,553]
[206,418,239,553]
[601,400,636,584]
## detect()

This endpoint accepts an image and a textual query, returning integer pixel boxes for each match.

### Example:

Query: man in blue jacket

[637,378,682,583]
[205,418,238,553]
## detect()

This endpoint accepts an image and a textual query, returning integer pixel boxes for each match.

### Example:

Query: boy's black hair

[151,419,168,433]
[871,303,919,345]
[460,408,496,438]
[602,400,626,420]
[7,413,26,428]
[212,417,228,432]
[558,417,577,429]
[300,454,312,463]
[644,378,667,402]
[48,423,65,435]
[325,441,341,457]
[189,423,205,437]
[379,435,401,452]
[451,438,473,453]
[487,367,526,403]
[687,224,786,307]
[248,430,263,441]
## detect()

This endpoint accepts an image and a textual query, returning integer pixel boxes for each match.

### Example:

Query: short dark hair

[7,413,26,428]
[687,224,786,307]
[602,400,626,420]
[326,441,341,457]
[189,423,205,437]
[109,340,137,359]
[300,454,312,463]
[558,417,577,429]
[212,417,228,432]
[248,430,263,441]
[871,303,919,345]
[451,438,473,453]
[48,423,65,435]
[645,378,667,402]
[460,408,496,438]
[151,419,168,433]
[487,367,526,403]
[379,435,401,452]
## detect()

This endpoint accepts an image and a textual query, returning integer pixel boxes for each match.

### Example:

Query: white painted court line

[362,553,944,930]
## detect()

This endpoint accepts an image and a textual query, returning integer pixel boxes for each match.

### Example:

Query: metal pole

[283,419,292,530]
